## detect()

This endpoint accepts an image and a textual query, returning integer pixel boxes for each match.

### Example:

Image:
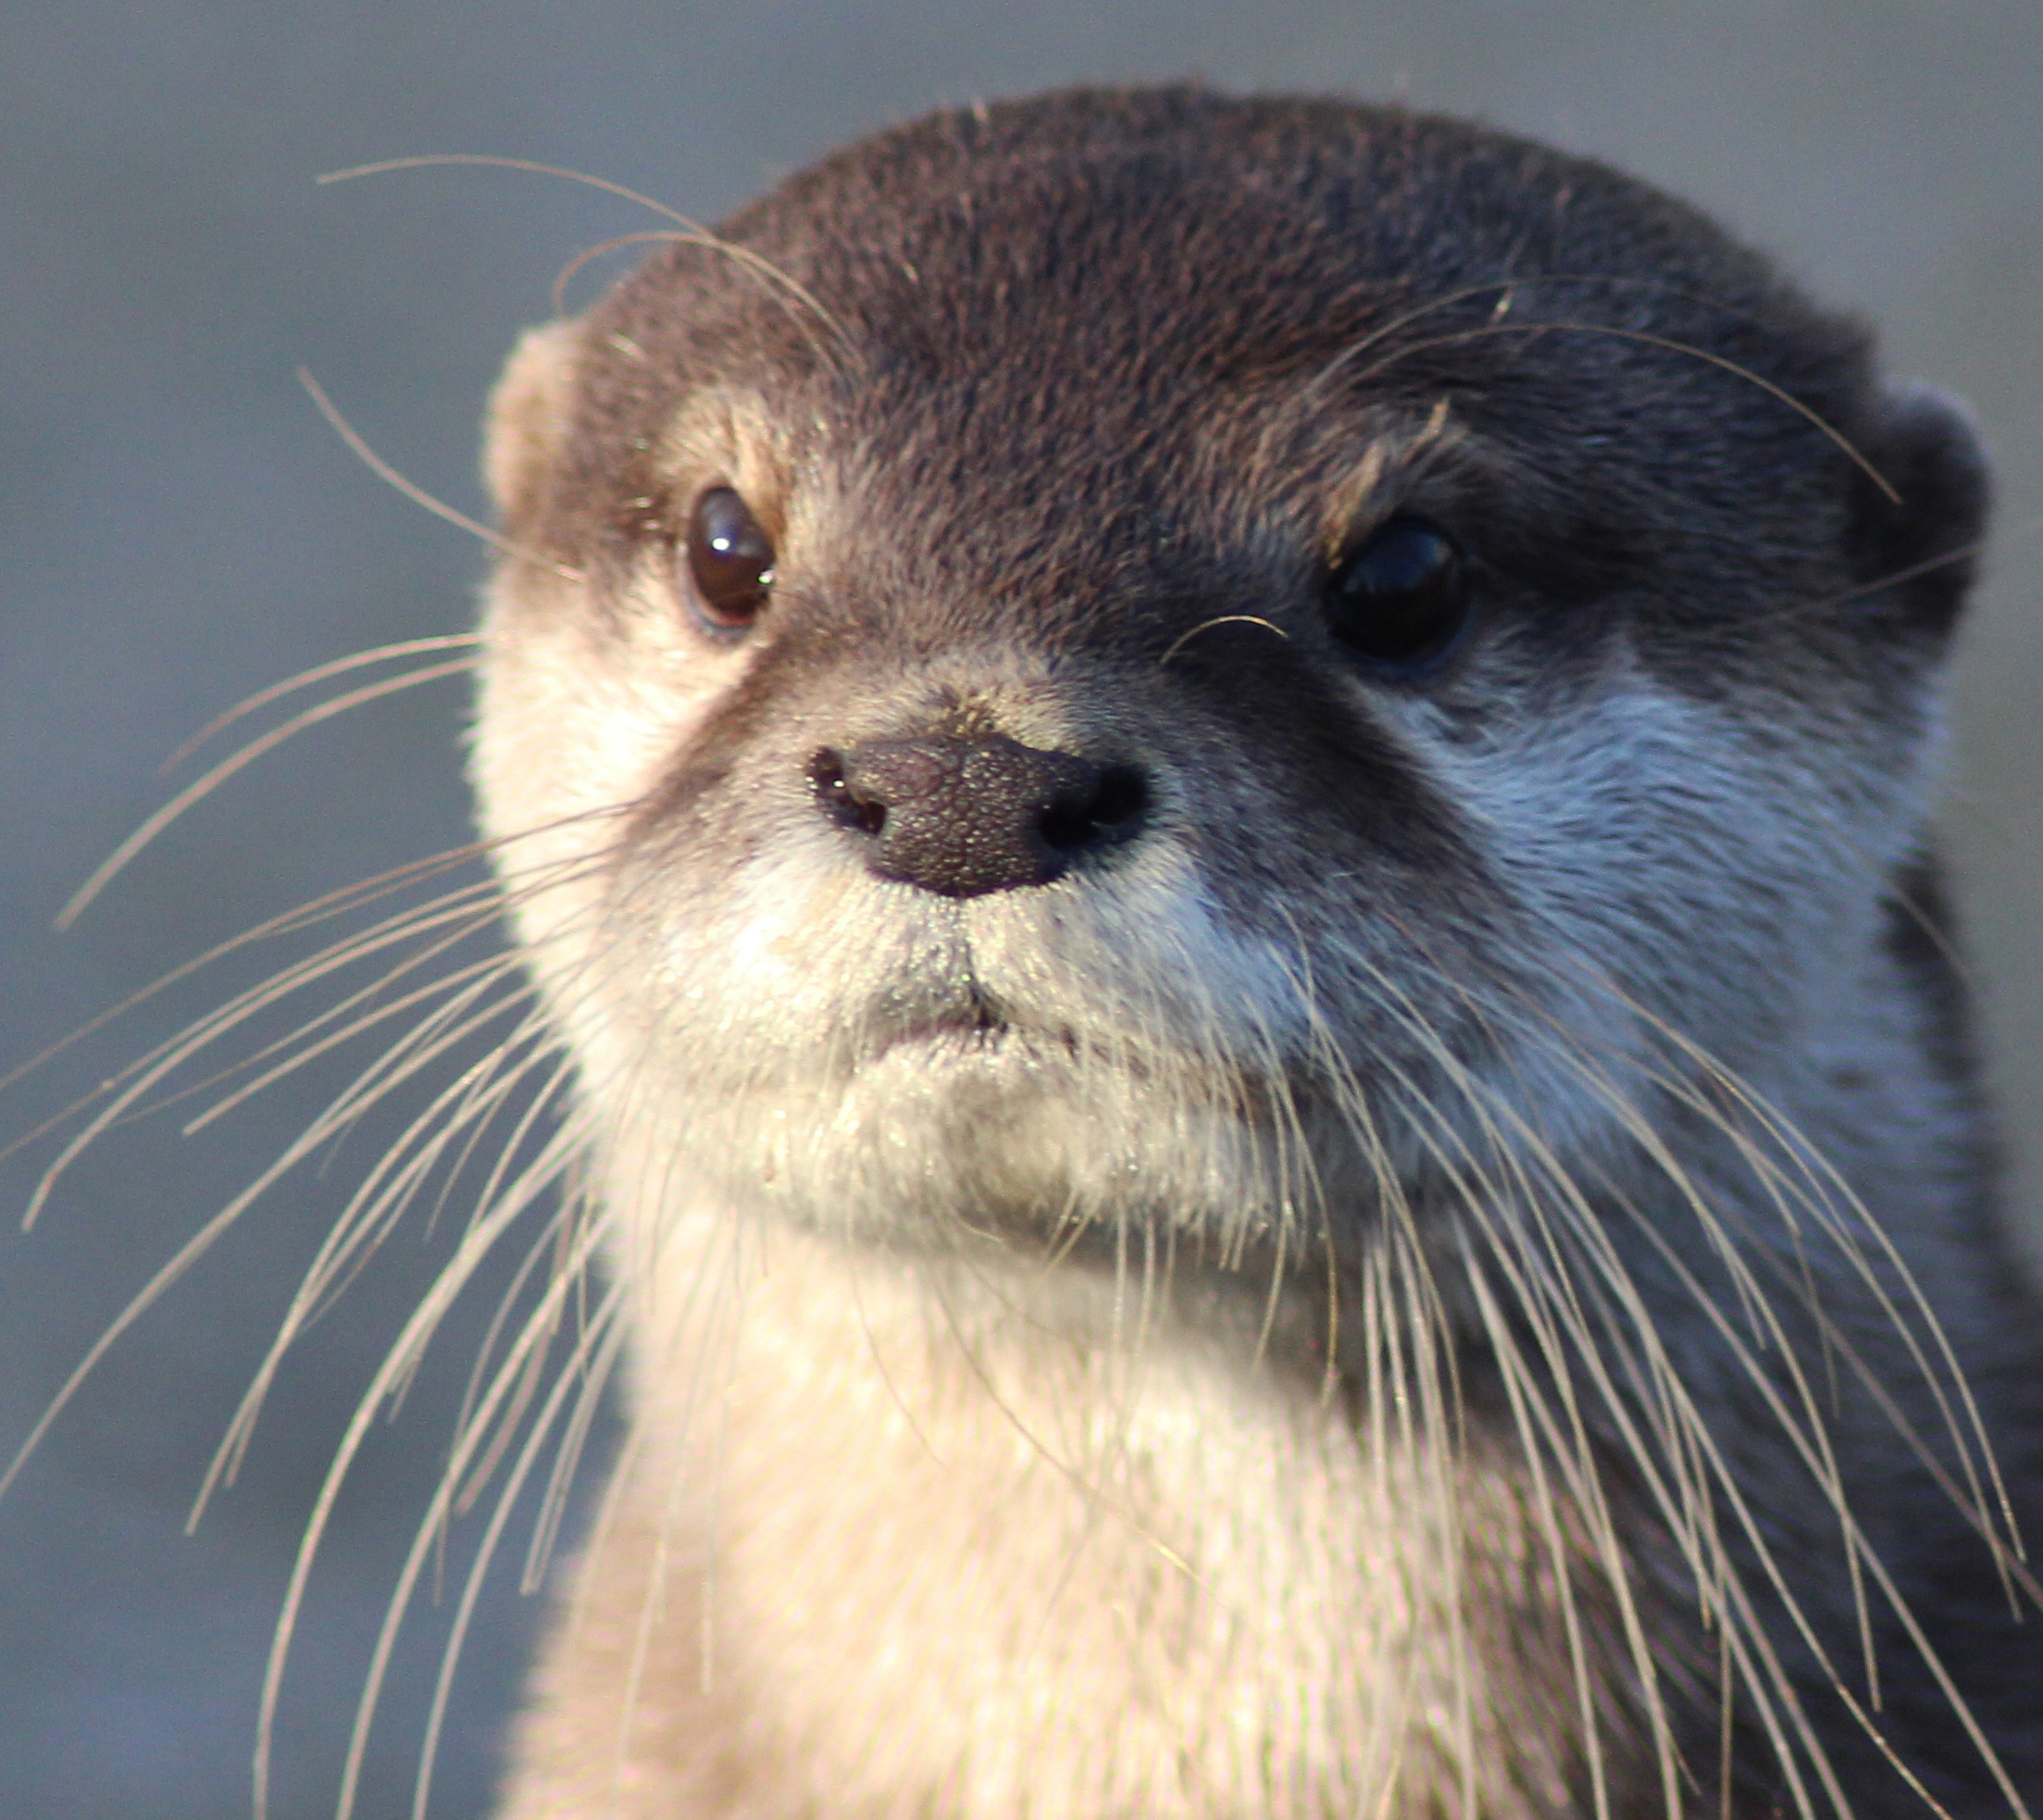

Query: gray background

[5,4,2041,1815]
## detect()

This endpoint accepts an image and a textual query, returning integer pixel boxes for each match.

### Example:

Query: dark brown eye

[684,486,776,631]
[1326,516,1475,674]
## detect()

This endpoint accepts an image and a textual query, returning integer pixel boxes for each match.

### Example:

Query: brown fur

[470,86,2043,1818]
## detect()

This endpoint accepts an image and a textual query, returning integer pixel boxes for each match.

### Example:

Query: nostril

[813,735,1147,894]
[1039,764,1148,853]
[808,747,887,836]
[1090,765,1147,829]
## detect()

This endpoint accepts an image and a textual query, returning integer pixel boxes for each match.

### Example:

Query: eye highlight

[683,486,777,631]
[1325,515,1475,674]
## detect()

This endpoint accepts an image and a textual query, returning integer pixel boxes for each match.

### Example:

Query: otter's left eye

[1326,516,1475,674]
[683,486,777,631]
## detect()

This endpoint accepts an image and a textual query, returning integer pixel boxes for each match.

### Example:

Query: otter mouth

[848,991,1305,1138]
[861,985,1001,1052]
[857,989,1107,1075]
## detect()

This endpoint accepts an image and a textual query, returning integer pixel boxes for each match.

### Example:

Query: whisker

[551,230,699,315]
[1377,891,2022,1577]
[520,1186,617,1595]
[14,808,625,1199]
[296,367,579,580]
[324,1165,612,1820]
[158,634,480,776]
[1156,614,1291,667]
[1570,967,2017,1556]
[253,1104,596,1820]
[445,1059,592,1506]
[1312,941,1883,1809]
[409,1281,629,1820]
[191,980,552,1519]
[1301,271,1777,403]
[180,943,532,1137]
[1407,952,2033,1810]
[3,838,499,1129]
[58,653,479,929]
[319,153,698,226]
[1321,313,1897,503]
[316,154,862,373]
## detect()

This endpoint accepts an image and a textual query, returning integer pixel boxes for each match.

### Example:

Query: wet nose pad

[807,735,1148,897]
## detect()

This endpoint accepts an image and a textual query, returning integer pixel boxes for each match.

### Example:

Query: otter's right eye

[683,486,776,631]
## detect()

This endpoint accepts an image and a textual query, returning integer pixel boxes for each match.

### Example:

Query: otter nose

[807,735,1147,897]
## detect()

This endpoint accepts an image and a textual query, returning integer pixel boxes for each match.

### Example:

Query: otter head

[469,86,1986,1301]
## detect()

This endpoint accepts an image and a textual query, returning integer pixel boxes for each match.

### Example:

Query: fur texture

[470,86,2042,1819]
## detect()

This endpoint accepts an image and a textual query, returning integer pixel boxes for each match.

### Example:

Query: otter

[331,83,2043,1818]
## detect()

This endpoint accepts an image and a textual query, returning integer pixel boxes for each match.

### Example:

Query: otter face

[471,88,1985,1268]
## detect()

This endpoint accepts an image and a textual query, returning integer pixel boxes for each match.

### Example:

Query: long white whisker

[58,654,478,929]
[253,1103,595,1820]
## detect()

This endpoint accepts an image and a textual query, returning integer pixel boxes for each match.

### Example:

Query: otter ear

[484,319,580,528]
[1848,381,1990,636]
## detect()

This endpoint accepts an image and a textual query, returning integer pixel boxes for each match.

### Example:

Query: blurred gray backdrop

[5,4,2042,1815]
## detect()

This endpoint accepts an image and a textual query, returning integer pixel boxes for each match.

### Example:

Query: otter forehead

[648,85,1847,407]
[516,86,1950,705]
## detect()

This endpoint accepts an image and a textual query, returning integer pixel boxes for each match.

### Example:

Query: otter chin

[459,84,2042,1820]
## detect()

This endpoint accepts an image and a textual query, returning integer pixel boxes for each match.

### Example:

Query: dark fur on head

[472,86,2042,1819]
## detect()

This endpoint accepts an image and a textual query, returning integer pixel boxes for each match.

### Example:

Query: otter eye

[683,486,776,630]
[1326,516,1474,673]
